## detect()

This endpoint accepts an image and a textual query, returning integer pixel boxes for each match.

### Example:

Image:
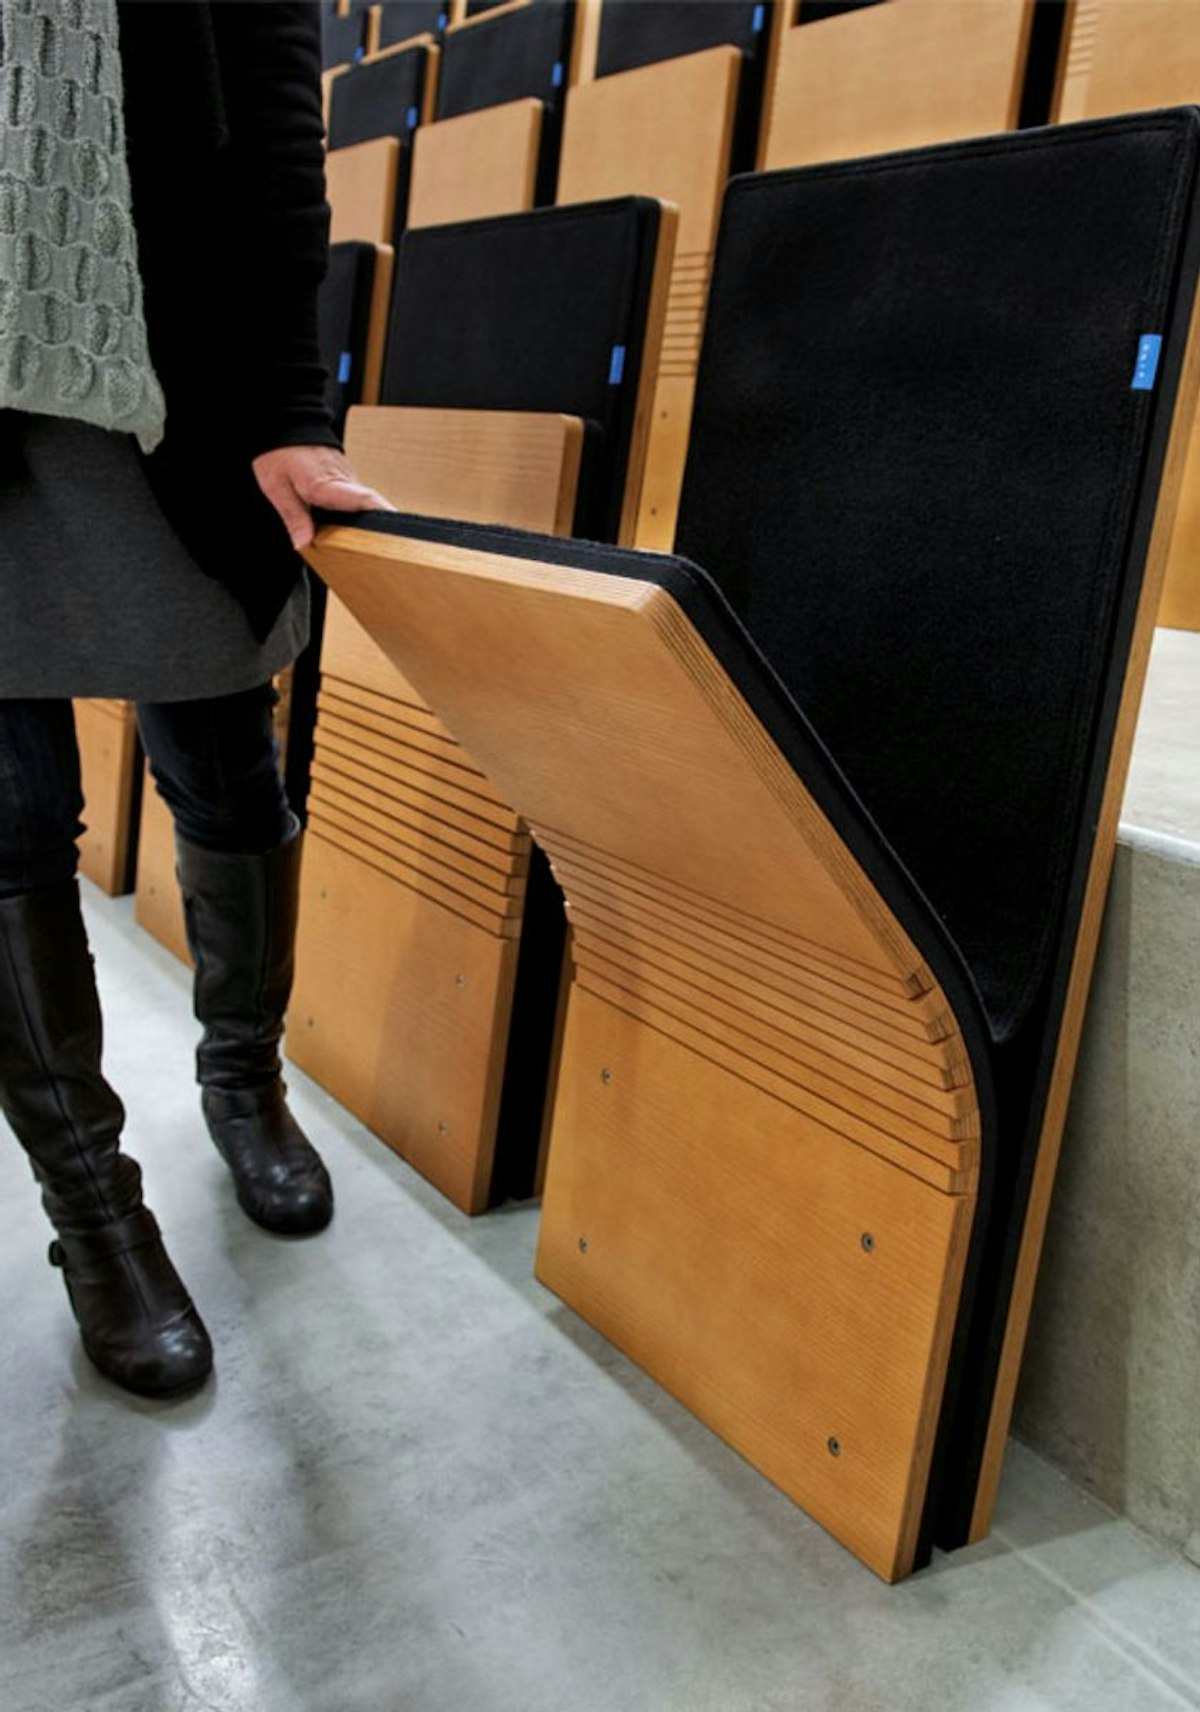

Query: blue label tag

[437,10,447,27]
[1131,333,1162,391]
[608,345,626,386]
[337,351,353,385]
[551,59,564,88]
[752,3,765,31]
[406,105,419,130]
[353,45,365,61]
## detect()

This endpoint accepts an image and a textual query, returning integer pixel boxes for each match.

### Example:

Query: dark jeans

[0,684,291,899]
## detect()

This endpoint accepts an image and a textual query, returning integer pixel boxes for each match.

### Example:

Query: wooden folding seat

[760,0,1063,170]
[325,37,439,244]
[578,0,785,172]
[135,242,392,966]
[1053,0,1200,631]
[290,197,675,1213]
[74,700,141,897]
[303,113,1200,1577]
[436,0,581,201]
[558,46,742,546]
[407,98,543,227]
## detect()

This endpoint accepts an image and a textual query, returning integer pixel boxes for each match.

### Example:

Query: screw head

[578,1236,588,1254]
[827,1436,841,1458]
[436,1121,448,1136]
[455,973,466,987]
[600,1068,613,1085]
[861,1232,875,1254]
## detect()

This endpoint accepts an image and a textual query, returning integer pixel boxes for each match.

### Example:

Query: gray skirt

[0,411,308,703]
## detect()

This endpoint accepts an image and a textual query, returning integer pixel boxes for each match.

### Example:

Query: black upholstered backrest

[676,115,1200,1042]
[595,0,768,77]
[321,4,366,70]
[376,0,449,50]
[318,243,381,434]
[381,198,664,541]
[327,41,433,149]
[436,0,574,121]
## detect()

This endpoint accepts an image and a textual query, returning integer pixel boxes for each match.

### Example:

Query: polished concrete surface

[2,885,1199,1712]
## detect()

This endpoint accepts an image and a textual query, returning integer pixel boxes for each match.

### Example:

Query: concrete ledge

[1015,628,1200,1561]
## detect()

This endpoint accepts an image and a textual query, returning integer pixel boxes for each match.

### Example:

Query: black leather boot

[0,883,213,1399]
[177,821,333,1236]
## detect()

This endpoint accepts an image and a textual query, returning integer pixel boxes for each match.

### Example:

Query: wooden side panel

[76,699,139,897]
[288,405,584,1212]
[290,830,521,1213]
[327,137,401,244]
[538,988,973,1582]
[408,98,542,227]
[133,767,191,968]
[761,0,1033,171]
[1053,0,1200,632]
[558,49,740,547]
[306,523,981,1577]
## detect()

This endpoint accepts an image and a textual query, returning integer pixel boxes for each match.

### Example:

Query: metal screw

[437,1121,448,1136]
[455,973,466,987]
[578,1237,589,1254]
[827,1436,841,1458]
[600,1068,613,1085]
[306,1017,314,1028]
[861,1232,875,1254]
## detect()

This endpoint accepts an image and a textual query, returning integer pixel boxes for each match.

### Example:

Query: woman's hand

[252,445,395,550]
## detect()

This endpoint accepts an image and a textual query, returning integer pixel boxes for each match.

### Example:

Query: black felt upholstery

[317,242,380,435]
[327,42,431,149]
[595,0,769,77]
[677,117,1200,1046]
[321,6,365,70]
[436,0,574,120]
[380,198,664,541]
[464,0,516,14]
[795,0,884,24]
[375,0,448,49]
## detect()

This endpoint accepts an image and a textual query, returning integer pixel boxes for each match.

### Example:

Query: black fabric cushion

[327,42,431,148]
[380,198,664,541]
[317,242,379,434]
[321,6,365,69]
[464,0,515,14]
[795,0,884,24]
[376,0,448,48]
[677,115,1200,1046]
[596,0,768,77]
[436,0,574,120]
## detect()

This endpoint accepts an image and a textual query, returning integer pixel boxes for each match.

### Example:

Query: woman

[0,1,390,1398]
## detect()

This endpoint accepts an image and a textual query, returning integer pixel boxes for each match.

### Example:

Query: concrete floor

[2,888,1199,1712]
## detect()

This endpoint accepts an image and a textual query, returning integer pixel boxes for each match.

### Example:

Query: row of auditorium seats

[78,0,1199,908]
[91,0,1200,917]
[93,0,1200,1581]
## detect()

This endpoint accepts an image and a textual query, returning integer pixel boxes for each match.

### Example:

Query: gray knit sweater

[0,0,166,451]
